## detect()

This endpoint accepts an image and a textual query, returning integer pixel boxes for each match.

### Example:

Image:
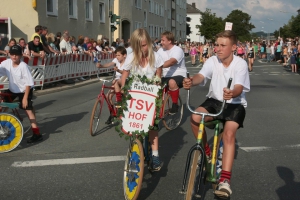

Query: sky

[187,0,298,33]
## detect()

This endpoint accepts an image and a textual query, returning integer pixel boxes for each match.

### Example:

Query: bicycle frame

[97,71,118,118]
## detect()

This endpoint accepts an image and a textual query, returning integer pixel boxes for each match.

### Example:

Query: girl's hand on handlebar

[223,88,233,100]
[183,77,193,90]
[113,66,118,71]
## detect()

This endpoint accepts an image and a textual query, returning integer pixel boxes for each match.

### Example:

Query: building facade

[186,3,202,43]
[113,0,187,42]
[0,0,110,46]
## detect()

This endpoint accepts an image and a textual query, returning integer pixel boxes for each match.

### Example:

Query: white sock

[152,150,159,157]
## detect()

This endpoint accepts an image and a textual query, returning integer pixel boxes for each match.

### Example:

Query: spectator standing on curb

[124,42,132,54]
[59,34,72,54]
[0,45,43,143]
[31,25,42,42]
[4,38,17,54]
[27,36,45,59]
[266,44,271,63]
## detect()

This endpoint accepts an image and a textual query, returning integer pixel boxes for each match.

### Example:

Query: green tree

[275,15,299,39]
[291,15,300,37]
[197,8,223,41]
[223,9,255,42]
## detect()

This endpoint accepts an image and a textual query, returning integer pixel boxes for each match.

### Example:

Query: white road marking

[269,74,279,75]
[240,147,272,152]
[186,61,191,63]
[241,144,300,152]
[11,156,126,167]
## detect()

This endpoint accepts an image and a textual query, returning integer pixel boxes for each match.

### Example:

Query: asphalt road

[1,57,300,200]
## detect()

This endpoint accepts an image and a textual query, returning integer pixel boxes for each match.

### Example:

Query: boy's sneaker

[105,115,113,125]
[214,179,232,199]
[169,103,179,115]
[150,155,161,172]
[27,134,43,143]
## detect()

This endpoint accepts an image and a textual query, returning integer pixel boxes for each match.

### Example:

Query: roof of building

[186,3,201,14]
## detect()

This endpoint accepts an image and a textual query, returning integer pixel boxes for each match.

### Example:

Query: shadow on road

[15,112,89,151]
[138,126,187,199]
[276,166,300,200]
[34,100,56,110]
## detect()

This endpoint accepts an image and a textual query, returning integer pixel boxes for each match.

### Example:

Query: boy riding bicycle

[157,31,187,114]
[0,45,42,143]
[96,46,127,124]
[183,30,250,198]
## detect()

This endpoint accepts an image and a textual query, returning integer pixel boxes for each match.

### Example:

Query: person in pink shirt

[190,43,198,65]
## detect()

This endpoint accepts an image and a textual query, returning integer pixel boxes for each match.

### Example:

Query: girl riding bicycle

[121,28,164,172]
[97,46,127,124]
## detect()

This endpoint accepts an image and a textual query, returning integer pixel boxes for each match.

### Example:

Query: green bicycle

[180,75,232,200]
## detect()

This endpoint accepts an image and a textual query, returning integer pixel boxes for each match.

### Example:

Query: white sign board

[122,81,160,134]
[225,22,233,30]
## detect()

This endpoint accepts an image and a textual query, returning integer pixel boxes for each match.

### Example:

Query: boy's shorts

[4,89,34,110]
[162,76,184,88]
[199,98,245,128]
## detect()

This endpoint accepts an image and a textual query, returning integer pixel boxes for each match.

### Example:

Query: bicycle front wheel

[89,98,104,136]
[162,94,183,130]
[0,113,23,153]
[184,149,207,200]
[123,138,144,200]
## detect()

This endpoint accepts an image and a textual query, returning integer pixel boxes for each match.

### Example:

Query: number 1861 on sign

[129,122,144,129]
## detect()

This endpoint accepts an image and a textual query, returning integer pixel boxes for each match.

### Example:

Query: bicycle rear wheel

[0,113,23,153]
[162,94,183,130]
[123,138,144,200]
[89,98,105,136]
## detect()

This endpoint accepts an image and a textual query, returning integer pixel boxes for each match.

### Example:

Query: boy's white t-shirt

[0,59,34,93]
[112,58,124,79]
[199,55,250,107]
[157,45,187,77]
[123,52,164,79]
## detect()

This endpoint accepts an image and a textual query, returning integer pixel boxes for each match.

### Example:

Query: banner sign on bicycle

[121,81,161,134]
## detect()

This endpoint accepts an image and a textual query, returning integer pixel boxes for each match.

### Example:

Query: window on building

[168,9,171,19]
[144,11,147,27]
[149,0,152,12]
[47,0,58,16]
[161,5,164,16]
[135,0,142,9]
[85,0,93,21]
[99,2,105,23]
[149,25,153,37]
[69,0,77,19]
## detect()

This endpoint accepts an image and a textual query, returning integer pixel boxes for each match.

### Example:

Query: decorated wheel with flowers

[0,113,23,153]
[123,138,144,200]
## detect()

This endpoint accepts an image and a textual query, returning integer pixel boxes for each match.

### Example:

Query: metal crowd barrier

[0,52,115,90]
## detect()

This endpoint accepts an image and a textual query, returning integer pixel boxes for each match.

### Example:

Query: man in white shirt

[157,31,187,114]
[59,34,72,53]
[183,30,250,198]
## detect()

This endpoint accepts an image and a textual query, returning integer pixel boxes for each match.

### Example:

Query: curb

[34,76,113,96]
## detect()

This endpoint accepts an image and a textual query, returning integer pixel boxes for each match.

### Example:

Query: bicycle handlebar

[186,72,232,117]
[98,70,116,83]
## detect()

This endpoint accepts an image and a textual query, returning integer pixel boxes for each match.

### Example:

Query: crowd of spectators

[0,25,134,81]
[0,25,132,59]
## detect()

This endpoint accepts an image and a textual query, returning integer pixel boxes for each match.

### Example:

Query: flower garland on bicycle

[120,28,164,172]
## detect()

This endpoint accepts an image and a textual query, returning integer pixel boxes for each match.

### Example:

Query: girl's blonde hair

[130,28,155,71]
[46,33,55,43]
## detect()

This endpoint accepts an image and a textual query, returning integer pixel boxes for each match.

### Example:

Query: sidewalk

[34,75,113,96]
